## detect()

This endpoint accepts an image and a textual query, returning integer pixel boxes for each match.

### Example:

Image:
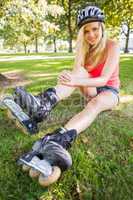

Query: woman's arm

[59,41,120,87]
[101,40,120,81]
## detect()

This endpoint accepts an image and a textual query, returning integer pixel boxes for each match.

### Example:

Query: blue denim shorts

[96,86,119,102]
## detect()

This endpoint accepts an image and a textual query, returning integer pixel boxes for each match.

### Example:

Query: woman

[56,6,120,134]
[18,5,120,185]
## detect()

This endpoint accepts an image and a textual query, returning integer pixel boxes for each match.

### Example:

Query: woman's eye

[84,30,89,34]
[84,28,98,34]
[93,28,98,32]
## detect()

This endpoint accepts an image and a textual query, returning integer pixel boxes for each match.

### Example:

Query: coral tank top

[85,62,120,89]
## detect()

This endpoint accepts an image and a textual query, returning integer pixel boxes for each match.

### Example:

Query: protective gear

[18,128,77,171]
[34,127,77,150]
[19,141,72,171]
[34,88,58,122]
[77,5,105,28]
[14,87,58,123]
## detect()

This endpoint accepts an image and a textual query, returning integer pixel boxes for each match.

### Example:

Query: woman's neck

[85,42,107,67]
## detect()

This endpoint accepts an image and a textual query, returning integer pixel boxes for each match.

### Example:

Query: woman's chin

[89,40,100,46]
[88,40,96,45]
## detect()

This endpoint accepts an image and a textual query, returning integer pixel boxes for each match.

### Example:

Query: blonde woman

[18,5,120,185]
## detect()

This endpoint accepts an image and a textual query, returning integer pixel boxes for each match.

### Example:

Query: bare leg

[54,84,76,100]
[55,84,97,102]
[54,66,96,101]
[79,86,97,101]
[64,91,118,134]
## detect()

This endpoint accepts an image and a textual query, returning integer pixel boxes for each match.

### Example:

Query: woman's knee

[55,84,75,99]
[85,96,105,112]
[79,86,97,98]
[85,92,118,112]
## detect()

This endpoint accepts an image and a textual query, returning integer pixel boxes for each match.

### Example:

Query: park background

[0,0,133,200]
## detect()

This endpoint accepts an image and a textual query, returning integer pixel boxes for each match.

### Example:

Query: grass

[0,54,133,200]
[0,52,73,57]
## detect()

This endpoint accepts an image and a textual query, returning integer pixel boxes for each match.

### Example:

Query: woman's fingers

[58,71,72,82]
[59,75,70,82]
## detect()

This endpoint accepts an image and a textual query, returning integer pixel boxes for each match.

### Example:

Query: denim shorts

[96,86,119,103]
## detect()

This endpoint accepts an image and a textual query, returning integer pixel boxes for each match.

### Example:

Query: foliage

[103,0,133,51]
[0,0,64,52]
[0,0,133,52]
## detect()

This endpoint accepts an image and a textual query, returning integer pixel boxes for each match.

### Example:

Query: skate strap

[20,150,39,162]
[41,128,77,150]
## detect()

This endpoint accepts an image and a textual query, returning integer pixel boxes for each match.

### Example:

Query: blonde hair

[74,22,107,68]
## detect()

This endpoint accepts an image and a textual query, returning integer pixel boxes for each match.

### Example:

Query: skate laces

[34,88,58,120]
[38,88,58,110]
[41,128,77,149]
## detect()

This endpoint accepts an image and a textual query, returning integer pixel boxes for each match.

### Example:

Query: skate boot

[1,96,38,134]
[18,128,77,187]
[14,86,59,123]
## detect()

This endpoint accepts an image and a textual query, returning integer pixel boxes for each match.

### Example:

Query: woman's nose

[88,31,95,38]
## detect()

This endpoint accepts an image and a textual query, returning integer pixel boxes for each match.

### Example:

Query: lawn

[0,54,133,200]
[0,52,73,58]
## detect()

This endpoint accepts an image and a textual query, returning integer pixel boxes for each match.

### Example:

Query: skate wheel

[38,166,61,187]
[29,168,40,178]
[15,120,27,134]
[22,164,30,172]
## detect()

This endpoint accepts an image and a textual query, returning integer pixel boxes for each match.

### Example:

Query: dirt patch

[0,71,32,88]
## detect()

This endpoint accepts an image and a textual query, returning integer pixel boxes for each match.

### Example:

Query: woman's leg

[64,91,118,134]
[54,84,76,100]
[55,67,90,100]
[26,91,118,153]
[79,86,97,99]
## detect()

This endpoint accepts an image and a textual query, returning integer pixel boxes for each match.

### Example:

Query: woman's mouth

[88,39,96,44]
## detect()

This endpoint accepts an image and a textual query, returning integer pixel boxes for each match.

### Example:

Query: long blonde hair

[74,22,107,68]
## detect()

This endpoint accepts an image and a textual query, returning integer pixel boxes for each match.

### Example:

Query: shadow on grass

[0,59,74,73]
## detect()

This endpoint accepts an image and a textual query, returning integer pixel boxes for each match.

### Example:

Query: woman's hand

[58,67,92,87]
[58,70,81,87]
[58,70,72,82]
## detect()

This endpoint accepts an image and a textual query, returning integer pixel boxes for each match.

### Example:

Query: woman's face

[84,22,103,46]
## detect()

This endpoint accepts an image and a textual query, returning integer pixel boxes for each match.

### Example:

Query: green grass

[0,54,133,200]
[0,52,73,57]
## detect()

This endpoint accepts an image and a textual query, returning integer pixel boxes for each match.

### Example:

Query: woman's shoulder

[106,39,120,49]
[105,39,120,62]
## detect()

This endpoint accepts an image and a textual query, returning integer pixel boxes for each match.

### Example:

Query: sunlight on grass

[120,54,133,57]
[34,63,50,67]
[120,57,133,61]
[120,94,133,103]
[31,77,56,82]
[29,72,58,78]
[3,69,24,75]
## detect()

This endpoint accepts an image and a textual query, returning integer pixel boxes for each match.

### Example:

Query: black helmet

[77,6,105,29]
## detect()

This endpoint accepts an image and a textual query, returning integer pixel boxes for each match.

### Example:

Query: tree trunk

[53,36,57,53]
[35,35,38,53]
[24,44,27,54]
[68,0,73,53]
[124,24,130,53]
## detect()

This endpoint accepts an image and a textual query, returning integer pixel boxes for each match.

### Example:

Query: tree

[103,0,133,53]
[47,0,107,52]
[119,0,133,53]
[0,0,64,53]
